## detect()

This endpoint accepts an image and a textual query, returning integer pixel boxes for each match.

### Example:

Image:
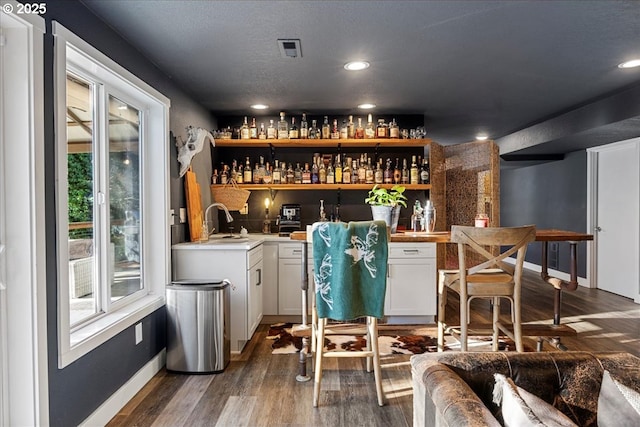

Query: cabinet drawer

[279,243,304,259]
[389,243,436,258]
[247,246,263,268]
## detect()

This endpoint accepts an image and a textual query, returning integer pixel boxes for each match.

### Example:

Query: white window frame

[53,22,170,367]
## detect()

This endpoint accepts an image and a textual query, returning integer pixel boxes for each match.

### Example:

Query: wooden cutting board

[184,168,203,242]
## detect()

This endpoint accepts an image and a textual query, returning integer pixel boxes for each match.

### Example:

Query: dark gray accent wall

[41,2,216,425]
[501,151,588,277]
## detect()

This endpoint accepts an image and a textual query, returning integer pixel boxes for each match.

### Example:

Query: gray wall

[41,2,216,425]
[501,151,588,276]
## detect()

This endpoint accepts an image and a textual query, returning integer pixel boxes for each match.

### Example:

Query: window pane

[66,74,98,325]
[108,95,142,302]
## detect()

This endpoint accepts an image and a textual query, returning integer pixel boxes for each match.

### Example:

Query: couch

[411,351,640,427]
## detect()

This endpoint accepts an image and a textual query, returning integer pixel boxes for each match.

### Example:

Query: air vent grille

[278,39,302,58]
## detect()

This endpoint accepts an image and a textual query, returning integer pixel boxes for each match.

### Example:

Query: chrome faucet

[204,202,234,236]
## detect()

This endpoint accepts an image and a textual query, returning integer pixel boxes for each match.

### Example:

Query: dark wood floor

[107,270,639,427]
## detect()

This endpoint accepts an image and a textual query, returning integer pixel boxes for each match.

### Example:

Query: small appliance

[277,204,301,236]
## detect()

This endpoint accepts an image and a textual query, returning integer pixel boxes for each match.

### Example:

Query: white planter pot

[370,205,401,233]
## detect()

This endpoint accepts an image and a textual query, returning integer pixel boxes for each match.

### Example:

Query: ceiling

[80,0,640,156]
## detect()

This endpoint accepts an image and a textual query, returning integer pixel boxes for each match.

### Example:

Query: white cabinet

[385,243,437,321]
[262,242,279,315]
[278,243,306,315]
[171,242,264,353]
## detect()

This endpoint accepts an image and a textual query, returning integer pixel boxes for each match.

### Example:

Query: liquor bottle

[300,113,308,139]
[240,116,250,139]
[272,159,281,184]
[365,114,376,139]
[253,163,260,184]
[389,118,399,139]
[258,156,266,182]
[302,163,312,184]
[287,162,295,184]
[211,169,219,184]
[294,163,302,184]
[309,119,319,139]
[326,164,334,184]
[249,117,258,139]
[321,116,331,139]
[376,119,388,138]
[262,162,272,184]
[393,158,401,184]
[342,158,351,184]
[311,158,319,184]
[237,163,244,184]
[277,111,288,139]
[230,160,238,181]
[289,117,299,139]
[244,157,252,183]
[258,122,267,139]
[334,154,342,184]
[374,159,384,184]
[365,157,374,184]
[331,119,340,139]
[351,159,359,184]
[384,158,393,184]
[401,158,409,184]
[347,115,355,139]
[421,156,430,184]
[267,119,277,139]
[340,119,348,139]
[358,155,366,184]
[355,117,364,139]
[221,164,229,184]
[410,155,419,184]
[319,160,327,184]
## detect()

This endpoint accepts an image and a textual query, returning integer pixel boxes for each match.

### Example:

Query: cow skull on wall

[176,126,215,177]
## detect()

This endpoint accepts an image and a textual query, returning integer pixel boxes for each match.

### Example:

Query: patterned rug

[267,323,523,355]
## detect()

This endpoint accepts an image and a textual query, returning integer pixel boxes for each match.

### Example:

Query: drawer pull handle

[256,268,262,286]
[403,249,420,254]
[292,250,302,254]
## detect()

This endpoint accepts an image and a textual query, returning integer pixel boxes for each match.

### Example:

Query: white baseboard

[79,349,165,427]
[505,258,589,287]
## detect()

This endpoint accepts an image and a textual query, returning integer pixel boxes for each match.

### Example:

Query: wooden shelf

[210,183,431,191]
[214,138,432,148]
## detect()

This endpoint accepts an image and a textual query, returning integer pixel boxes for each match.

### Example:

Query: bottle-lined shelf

[210,183,431,191]
[214,138,433,148]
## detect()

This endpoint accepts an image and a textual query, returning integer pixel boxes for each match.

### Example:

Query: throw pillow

[598,370,640,427]
[493,373,578,427]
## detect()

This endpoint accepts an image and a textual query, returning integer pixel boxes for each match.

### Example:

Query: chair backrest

[312,220,388,320]
[450,225,536,277]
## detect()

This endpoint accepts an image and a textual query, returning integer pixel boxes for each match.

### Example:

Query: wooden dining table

[288,228,593,379]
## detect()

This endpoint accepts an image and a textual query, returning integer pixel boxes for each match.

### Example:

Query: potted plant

[364,184,407,233]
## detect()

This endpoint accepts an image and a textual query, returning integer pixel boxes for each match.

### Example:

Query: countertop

[171,233,294,250]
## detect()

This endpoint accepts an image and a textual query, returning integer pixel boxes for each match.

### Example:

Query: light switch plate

[179,207,187,223]
[240,203,248,215]
[135,322,143,344]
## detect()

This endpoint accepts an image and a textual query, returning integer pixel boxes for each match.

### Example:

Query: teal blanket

[312,221,388,320]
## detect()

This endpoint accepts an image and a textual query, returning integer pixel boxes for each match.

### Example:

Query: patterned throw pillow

[598,370,640,427]
[493,373,578,427]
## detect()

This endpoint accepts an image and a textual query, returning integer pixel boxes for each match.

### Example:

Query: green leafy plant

[364,184,407,208]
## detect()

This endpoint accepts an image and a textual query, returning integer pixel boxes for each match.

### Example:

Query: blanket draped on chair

[312,221,388,320]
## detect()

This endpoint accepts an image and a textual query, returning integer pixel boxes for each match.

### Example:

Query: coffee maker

[277,204,301,236]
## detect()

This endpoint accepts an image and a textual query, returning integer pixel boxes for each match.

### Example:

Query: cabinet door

[247,258,264,337]
[262,243,278,315]
[385,257,436,316]
[279,257,305,315]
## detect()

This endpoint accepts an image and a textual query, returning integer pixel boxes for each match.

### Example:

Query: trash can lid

[170,279,226,285]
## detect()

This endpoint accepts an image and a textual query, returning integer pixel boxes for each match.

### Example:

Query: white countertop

[171,233,296,250]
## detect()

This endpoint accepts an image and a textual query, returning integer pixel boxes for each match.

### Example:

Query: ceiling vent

[278,39,302,58]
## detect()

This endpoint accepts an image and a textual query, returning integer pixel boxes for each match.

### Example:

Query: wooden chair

[437,225,536,352]
[311,221,388,407]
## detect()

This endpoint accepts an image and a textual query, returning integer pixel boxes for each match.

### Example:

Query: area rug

[267,323,523,355]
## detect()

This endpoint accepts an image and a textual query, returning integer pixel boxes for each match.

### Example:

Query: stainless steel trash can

[166,279,230,373]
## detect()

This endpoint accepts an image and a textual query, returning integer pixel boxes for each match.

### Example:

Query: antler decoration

[176,126,215,177]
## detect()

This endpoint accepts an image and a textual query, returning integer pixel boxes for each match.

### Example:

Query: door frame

[587,137,640,303]
[0,4,48,424]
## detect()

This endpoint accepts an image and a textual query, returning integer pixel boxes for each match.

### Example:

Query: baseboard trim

[79,349,166,427]
[505,258,589,287]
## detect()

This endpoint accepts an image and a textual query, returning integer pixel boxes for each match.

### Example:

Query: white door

[591,139,640,300]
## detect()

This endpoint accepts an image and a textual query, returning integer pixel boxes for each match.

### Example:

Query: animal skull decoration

[176,126,215,177]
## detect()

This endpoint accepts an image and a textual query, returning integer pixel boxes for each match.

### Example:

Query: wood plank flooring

[107,270,639,427]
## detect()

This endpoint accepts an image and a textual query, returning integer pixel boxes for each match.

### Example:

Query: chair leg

[492,297,500,351]
[437,282,447,351]
[368,317,385,406]
[313,318,326,407]
[460,295,468,352]
[513,298,523,352]
[366,318,372,373]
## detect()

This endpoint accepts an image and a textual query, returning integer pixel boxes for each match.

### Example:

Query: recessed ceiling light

[476,134,489,141]
[251,104,269,110]
[358,103,376,109]
[618,59,640,69]
[344,61,370,71]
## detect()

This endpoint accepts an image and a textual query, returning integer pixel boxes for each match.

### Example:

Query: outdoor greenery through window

[66,73,142,327]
